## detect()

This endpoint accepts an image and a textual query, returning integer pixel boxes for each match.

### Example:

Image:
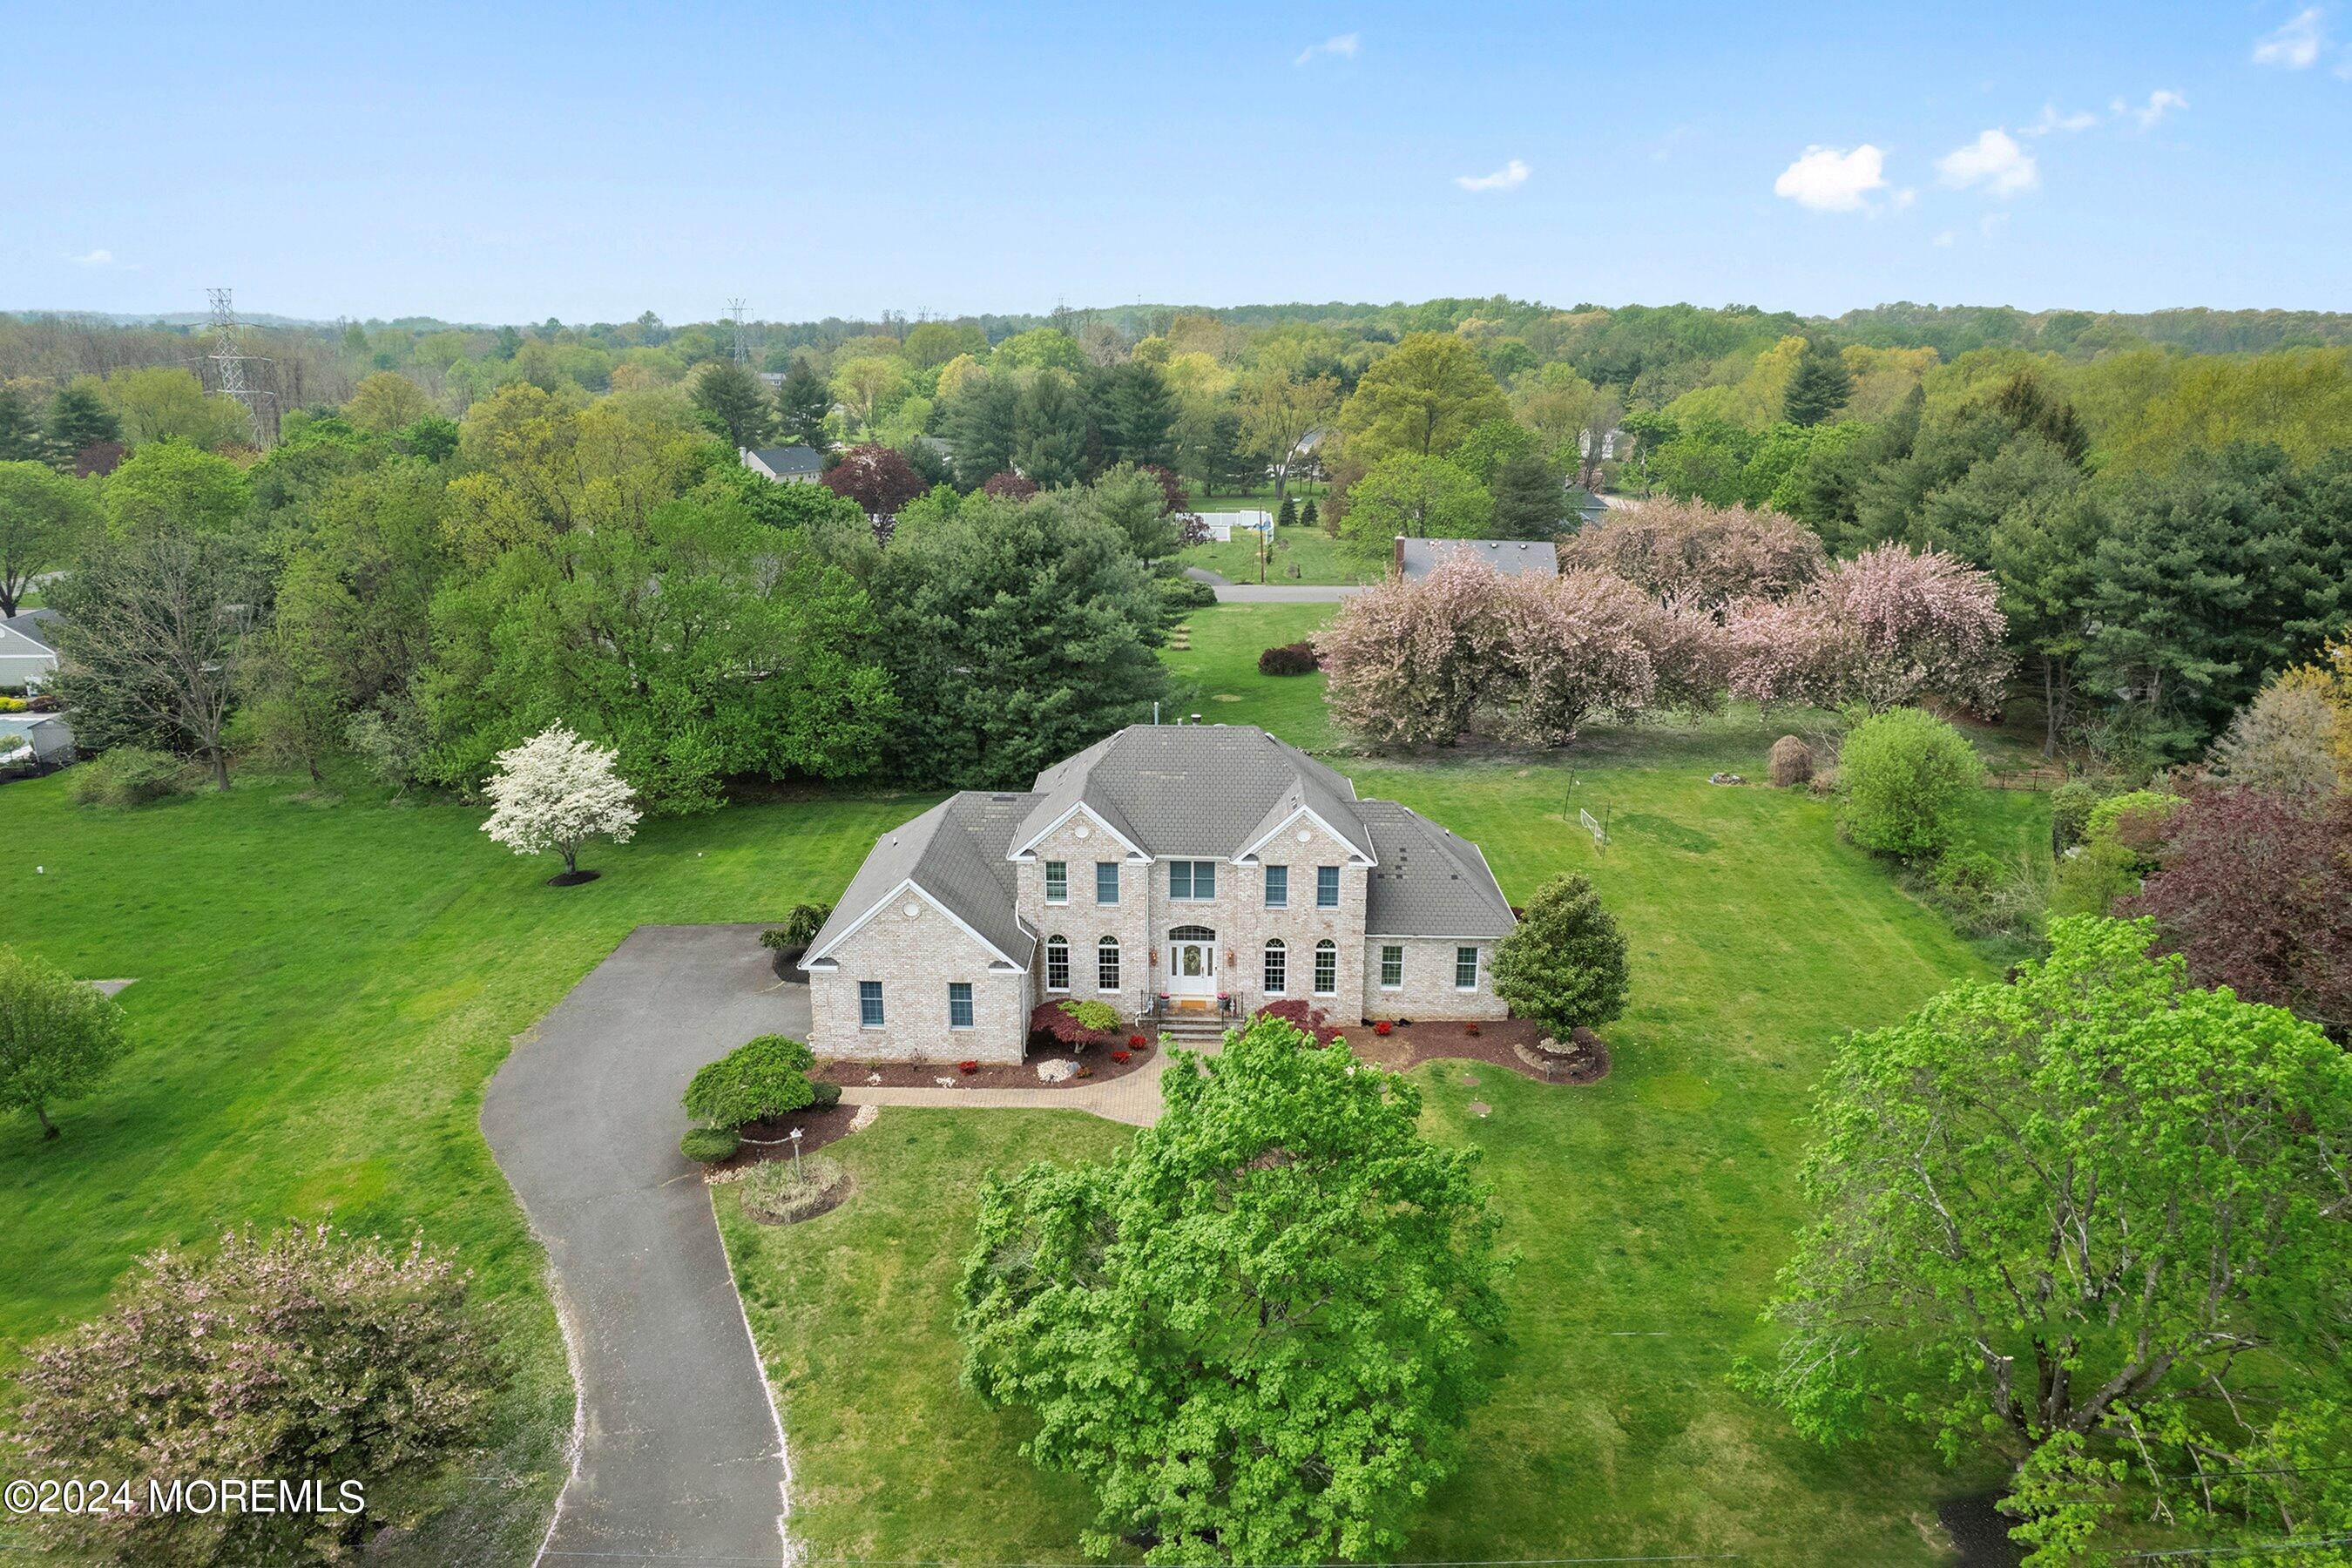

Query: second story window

[1263,865,1288,908]
[1169,860,1217,901]
[1316,866,1341,909]
[1096,862,1119,904]
[1044,861,1067,903]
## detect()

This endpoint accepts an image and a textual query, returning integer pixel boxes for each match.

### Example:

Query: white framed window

[1263,939,1287,994]
[948,982,974,1029]
[1098,936,1121,992]
[1380,944,1403,990]
[858,980,884,1027]
[1096,862,1120,904]
[1455,946,1480,990]
[1044,861,1068,903]
[1314,939,1337,996]
[1263,865,1288,908]
[1045,936,1070,991]
[1316,865,1341,909]
[1169,859,1217,900]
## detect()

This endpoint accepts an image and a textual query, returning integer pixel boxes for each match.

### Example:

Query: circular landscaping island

[1350,1017,1609,1085]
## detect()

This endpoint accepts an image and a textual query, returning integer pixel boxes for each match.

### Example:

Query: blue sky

[3,1,2349,325]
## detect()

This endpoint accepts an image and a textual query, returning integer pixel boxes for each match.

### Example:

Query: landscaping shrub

[1492,872,1631,1035]
[0,694,25,713]
[808,1078,842,1110]
[1767,734,1813,787]
[66,746,196,809]
[1921,848,2045,940]
[1251,998,1342,1044]
[1837,707,1984,860]
[1030,998,1121,1051]
[1257,640,1320,676]
[764,902,833,950]
[680,1125,740,1163]
[11,1223,490,1565]
[683,1033,818,1128]
[1159,577,1217,615]
[2049,780,2107,851]
[2086,789,2181,858]
[2051,837,2143,919]
[740,1153,848,1225]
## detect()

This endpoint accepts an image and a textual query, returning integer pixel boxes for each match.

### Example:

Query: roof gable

[1012,725,1372,862]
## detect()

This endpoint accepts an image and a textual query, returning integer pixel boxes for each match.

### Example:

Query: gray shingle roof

[745,444,824,477]
[1015,725,1372,861]
[1358,801,1516,938]
[806,791,1037,965]
[1,609,61,649]
[1395,537,1558,580]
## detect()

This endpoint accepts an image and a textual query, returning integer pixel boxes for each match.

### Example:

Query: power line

[202,287,276,445]
[727,299,751,365]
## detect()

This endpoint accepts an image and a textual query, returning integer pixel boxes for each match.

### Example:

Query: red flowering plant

[1250,998,1343,1046]
[1373,1019,1394,1037]
[1126,1033,1146,1050]
[957,1060,980,1075]
[1111,1050,1131,1064]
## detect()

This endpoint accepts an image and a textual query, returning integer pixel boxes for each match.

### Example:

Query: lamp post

[787,1125,803,1176]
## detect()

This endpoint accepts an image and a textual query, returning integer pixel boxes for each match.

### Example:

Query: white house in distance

[1195,510,1272,543]
[740,444,824,483]
[0,610,64,690]
[801,724,1516,1064]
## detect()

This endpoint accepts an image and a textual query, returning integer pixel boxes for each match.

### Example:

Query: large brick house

[803,725,1515,1063]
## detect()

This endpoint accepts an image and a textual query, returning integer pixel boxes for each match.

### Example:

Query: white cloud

[1936,128,2039,195]
[1772,144,1888,212]
[1932,229,1960,247]
[71,249,118,267]
[2253,7,2325,67]
[2025,102,2099,135]
[1294,32,1359,65]
[2113,89,2186,129]
[1891,187,1918,211]
[1456,158,1531,193]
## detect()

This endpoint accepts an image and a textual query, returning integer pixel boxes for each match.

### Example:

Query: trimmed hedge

[681,1126,741,1164]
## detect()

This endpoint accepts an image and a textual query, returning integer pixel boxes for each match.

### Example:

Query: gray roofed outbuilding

[1392,536,1559,581]
[1,609,62,649]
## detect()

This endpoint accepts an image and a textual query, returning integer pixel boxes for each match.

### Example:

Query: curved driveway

[484,924,806,1566]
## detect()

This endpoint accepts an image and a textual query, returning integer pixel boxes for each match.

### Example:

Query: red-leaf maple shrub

[1139,463,1192,517]
[1126,1033,1146,1049]
[1258,641,1319,676]
[822,442,925,517]
[1029,998,1122,1051]
[1251,998,1342,1045]
[958,1060,981,1075]
[981,470,1039,501]
[2126,786,2352,1037]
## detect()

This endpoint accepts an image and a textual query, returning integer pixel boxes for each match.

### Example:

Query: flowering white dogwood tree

[480,726,642,880]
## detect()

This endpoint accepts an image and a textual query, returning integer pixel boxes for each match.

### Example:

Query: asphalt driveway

[483,924,808,1566]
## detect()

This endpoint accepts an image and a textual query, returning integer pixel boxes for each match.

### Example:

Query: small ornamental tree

[1487,569,1659,747]
[1837,707,1984,860]
[1727,543,2009,714]
[0,944,130,1140]
[1250,997,1342,1044]
[1741,917,2352,1565]
[1558,496,1824,609]
[480,725,642,880]
[821,442,925,517]
[13,1224,492,1565]
[1030,998,1122,1051]
[1316,556,1506,747]
[958,1012,1506,1564]
[980,470,1039,502]
[1491,873,1630,1035]
[2207,676,2345,797]
[683,1033,819,1128]
[2127,787,2352,1037]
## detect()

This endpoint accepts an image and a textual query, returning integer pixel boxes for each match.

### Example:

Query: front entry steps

[1155,1012,1231,1047]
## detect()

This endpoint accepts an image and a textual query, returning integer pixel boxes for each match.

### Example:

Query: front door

[1168,929,1217,1001]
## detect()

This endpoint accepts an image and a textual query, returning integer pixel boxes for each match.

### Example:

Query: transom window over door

[1314,939,1337,995]
[1168,860,1217,901]
[1263,938,1287,994]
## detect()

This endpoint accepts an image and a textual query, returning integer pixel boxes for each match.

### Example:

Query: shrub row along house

[803,725,1515,1062]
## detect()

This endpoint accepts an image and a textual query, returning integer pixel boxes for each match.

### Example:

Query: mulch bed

[544,868,601,887]
[1348,1017,1611,1085]
[713,1098,867,1173]
[768,946,811,983]
[814,1033,1159,1092]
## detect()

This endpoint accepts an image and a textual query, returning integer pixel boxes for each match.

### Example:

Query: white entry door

[1168,931,1217,997]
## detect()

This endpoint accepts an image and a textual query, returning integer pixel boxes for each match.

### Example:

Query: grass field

[0,774,929,1561]
[720,601,2049,1565]
[1178,523,1378,586]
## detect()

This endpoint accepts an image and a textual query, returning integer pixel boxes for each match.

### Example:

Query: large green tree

[0,944,130,1140]
[1088,361,1177,468]
[1337,453,1492,554]
[958,1013,1508,1565]
[1781,337,1854,426]
[1491,872,1629,1034]
[1743,916,2352,1565]
[944,372,1019,487]
[773,357,833,448]
[0,385,48,462]
[98,441,253,538]
[1335,333,1510,463]
[1013,369,1092,489]
[43,382,119,458]
[870,492,1164,786]
[0,461,98,616]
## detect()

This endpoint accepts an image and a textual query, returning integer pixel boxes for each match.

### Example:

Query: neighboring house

[0,713,74,769]
[740,444,824,483]
[1564,485,1611,530]
[1391,536,1560,581]
[0,610,63,691]
[1196,510,1272,543]
[803,724,1515,1063]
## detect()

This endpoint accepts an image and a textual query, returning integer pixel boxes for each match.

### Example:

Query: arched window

[1313,939,1337,996]
[1045,935,1070,991]
[1098,936,1121,992]
[1262,939,1287,995]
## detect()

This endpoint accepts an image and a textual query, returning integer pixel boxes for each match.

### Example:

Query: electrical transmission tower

[204,288,276,445]
[727,299,750,365]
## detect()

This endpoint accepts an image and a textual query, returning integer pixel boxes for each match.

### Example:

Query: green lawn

[1178,523,1378,586]
[1160,600,1344,750]
[0,773,929,1562]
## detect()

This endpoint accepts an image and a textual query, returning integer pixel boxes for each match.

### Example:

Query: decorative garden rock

[1036,1058,1078,1084]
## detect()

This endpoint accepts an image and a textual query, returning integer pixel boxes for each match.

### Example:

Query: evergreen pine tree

[1490,453,1569,536]
[946,377,1020,489]
[44,384,119,458]
[774,359,832,449]
[1782,338,1854,427]
[1275,495,1297,528]
[0,387,48,462]
[1300,497,1321,532]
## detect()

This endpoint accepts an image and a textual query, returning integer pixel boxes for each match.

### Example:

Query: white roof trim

[1007,800,1149,863]
[802,876,1031,970]
[1233,803,1376,868]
